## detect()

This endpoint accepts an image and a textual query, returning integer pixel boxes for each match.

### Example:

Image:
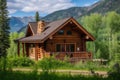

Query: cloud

[8,9,17,14]
[7,0,75,15]
[83,3,91,7]
[82,0,99,7]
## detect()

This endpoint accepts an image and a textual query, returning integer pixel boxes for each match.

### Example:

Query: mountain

[42,0,120,22]
[86,0,120,15]
[10,16,35,32]
[17,0,120,33]
[42,7,88,22]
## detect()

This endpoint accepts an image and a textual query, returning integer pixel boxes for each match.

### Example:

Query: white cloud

[7,0,75,15]
[8,9,17,14]
[83,3,91,7]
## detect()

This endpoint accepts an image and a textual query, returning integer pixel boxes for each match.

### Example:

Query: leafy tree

[7,32,24,57]
[81,13,102,58]
[103,12,120,59]
[80,12,120,60]
[0,0,10,71]
[35,11,40,22]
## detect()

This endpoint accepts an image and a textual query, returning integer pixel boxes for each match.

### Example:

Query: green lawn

[0,71,113,80]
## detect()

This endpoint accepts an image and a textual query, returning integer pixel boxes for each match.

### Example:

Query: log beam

[22,43,25,57]
[17,42,20,56]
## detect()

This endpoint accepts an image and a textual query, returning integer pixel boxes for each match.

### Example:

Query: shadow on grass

[0,70,113,80]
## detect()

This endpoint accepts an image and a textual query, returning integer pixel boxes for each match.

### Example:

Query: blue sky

[71,0,99,6]
[7,0,99,17]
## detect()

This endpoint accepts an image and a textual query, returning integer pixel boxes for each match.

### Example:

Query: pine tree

[35,11,40,22]
[0,0,10,71]
[0,0,10,57]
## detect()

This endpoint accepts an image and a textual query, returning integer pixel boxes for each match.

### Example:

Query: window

[67,31,72,35]
[58,30,64,35]
[56,44,75,52]
[30,44,35,47]
[31,48,33,53]
[66,44,75,52]
[56,44,61,52]
[56,44,65,52]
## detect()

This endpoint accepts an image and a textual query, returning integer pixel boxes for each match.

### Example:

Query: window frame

[58,30,64,35]
[56,43,76,52]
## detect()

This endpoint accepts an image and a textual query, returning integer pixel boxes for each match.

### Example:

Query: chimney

[37,20,45,34]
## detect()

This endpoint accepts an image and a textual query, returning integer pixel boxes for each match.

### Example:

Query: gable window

[67,31,72,35]
[58,30,64,35]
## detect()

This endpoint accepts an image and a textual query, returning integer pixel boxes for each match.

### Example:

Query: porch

[44,52,92,62]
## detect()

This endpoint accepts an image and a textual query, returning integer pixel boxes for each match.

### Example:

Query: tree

[7,32,24,57]
[81,13,102,58]
[0,0,10,57]
[35,11,40,22]
[0,0,10,70]
[103,12,120,60]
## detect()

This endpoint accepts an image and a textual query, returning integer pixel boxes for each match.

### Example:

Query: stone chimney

[37,20,45,34]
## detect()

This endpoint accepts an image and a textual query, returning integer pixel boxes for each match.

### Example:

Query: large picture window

[56,43,75,52]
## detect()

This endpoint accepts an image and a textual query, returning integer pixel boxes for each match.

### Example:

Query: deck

[44,52,92,62]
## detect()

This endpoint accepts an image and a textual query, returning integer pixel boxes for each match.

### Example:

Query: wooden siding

[45,23,86,52]
[29,47,36,60]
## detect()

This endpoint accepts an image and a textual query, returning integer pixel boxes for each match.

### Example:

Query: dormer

[37,20,45,34]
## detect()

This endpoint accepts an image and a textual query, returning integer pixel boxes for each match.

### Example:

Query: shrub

[108,62,120,80]
[74,60,109,71]
[11,57,35,67]
[0,57,13,71]
[38,57,71,72]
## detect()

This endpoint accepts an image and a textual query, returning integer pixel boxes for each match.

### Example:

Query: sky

[7,0,99,17]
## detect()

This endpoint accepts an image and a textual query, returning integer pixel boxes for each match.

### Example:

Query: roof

[19,17,95,43]
[28,22,37,34]
[26,21,50,35]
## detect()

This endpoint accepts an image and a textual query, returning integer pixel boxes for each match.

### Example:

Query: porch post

[25,43,29,57]
[83,37,86,51]
[17,42,20,56]
[22,43,25,57]
[84,41,86,51]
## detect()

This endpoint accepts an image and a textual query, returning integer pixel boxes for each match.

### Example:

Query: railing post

[22,43,25,57]
[17,42,20,57]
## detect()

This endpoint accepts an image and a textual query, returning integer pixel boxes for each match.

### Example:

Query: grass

[0,57,110,72]
[37,57,110,71]
[0,57,119,80]
[0,71,113,80]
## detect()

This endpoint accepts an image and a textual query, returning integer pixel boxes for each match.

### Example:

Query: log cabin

[16,17,95,62]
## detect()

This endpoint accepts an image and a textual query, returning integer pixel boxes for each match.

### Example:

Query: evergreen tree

[0,0,10,70]
[35,11,40,22]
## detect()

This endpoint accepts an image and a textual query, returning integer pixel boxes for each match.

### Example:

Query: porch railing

[44,52,92,60]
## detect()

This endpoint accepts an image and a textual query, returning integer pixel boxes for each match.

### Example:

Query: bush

[38,57,71,72]
[0,57,13,71]
[11,57,35,67]
[108,62,120,80]
[74,60,109,71]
